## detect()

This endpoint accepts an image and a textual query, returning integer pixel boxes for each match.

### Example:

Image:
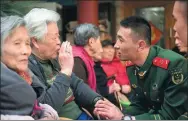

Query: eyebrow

[117,35,124,41]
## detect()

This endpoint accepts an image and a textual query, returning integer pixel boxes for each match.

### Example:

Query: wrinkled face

[114,27,137,61]
[91,37,103,60]
[173,1,187,52]
[102,45,115,61]
[1,26,31,72]
[35,22,61,60]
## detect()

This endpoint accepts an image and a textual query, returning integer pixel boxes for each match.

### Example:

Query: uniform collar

[137,46,157,79]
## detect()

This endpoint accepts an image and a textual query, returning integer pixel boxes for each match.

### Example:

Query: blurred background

[1,0,178,51]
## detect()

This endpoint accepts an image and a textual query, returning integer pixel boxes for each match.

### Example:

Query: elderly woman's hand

[39,103,59,120]
[58,41,74,76]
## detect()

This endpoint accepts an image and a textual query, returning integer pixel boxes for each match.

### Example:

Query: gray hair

[73,23,100,46]
[24,8,60,41]
[1,16,25,47]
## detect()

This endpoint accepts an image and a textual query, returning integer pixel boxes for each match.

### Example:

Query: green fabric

[58,101,82,119]
[120,100,131,108]
[124,45,188,120]
[39,59,82,119]
[178,112,188,120]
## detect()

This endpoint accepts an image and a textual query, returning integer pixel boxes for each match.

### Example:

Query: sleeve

[123,95,149,116]
[70,73,102,109]
[31,73,71,112]
[94,64,109,96]
[73,57,88,83]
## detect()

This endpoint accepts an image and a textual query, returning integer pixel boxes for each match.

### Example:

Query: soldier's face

[173,1,187,52]
[114,27,137,61]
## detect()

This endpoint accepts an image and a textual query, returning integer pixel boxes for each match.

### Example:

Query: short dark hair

[120,16,151,45]
[101,39,114,47]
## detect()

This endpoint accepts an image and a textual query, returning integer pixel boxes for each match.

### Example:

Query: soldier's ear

[137,40,146,51]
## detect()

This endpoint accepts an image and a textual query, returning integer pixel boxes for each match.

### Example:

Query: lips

[20,59,28,63]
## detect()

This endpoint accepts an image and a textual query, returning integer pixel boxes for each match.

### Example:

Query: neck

[132,47,150,67]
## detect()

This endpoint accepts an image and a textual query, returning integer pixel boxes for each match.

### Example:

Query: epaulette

[125,61,134,67]
[153,57,170,69]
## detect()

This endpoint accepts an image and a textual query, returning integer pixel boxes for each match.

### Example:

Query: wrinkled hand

[94,99,124,120]
[58,41,74,76]
[39,103,59,120]
[109,82,121,94]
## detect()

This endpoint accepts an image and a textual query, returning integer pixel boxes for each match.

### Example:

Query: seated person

[24,8,103,120]
[0,16,58,120]
[72,23,103,91]
[94,40,131,106]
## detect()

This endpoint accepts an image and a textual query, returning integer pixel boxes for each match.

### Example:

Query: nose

[174,32,178,39]
[56,37,61,45]
[114,42,120,49]
[21,44,31,55]
[173,23,176,32]
[175,38,180,45]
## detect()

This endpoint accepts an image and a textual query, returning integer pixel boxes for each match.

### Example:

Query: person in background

[172,1,188,119]
[95,40,131,106]
[0,15,59,120]
[24,8,103,120]
[72,23,103,91]
[173,0,187,58]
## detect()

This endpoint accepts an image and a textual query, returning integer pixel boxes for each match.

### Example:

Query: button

[136,94,139,96]
[157,98,160,101]
[144,92,147,95]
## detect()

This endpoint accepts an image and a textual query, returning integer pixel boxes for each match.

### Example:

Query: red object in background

[150,22,163,45]
[101,58,130,87]
[77,0,98,26]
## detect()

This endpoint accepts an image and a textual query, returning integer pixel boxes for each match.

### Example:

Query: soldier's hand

[94,99,124,120]
[109,82,121,94]
[58,41,74,76]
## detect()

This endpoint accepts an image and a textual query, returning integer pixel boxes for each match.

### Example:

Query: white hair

[1,16,25,52]
[24,8,60,41]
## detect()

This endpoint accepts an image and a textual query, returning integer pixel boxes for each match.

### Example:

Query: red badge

[153,57,170,69]
[125,61,134,67]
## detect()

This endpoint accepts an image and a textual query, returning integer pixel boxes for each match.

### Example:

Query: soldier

[94,16,188,120]
[173,0,188,58]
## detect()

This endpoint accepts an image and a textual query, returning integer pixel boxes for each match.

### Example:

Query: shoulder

[125,61,134,68]
[153,46,186,70]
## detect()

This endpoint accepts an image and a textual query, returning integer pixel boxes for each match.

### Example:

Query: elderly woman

[72,23,103,91]
[0,16,59,120]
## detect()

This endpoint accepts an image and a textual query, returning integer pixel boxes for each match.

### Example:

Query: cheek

[2,49,18,69]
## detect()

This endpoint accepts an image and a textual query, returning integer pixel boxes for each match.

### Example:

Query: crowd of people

[0,0,187,120]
